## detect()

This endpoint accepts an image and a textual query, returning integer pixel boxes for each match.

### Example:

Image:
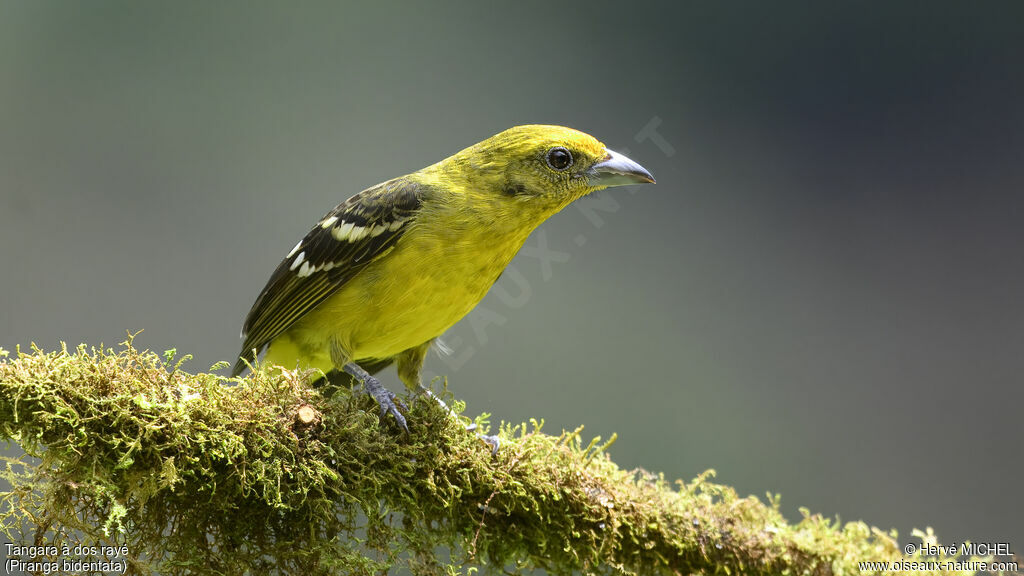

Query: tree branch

[0,341,984,575]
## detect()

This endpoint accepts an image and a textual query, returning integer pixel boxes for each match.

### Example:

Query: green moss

[0,339,984,575]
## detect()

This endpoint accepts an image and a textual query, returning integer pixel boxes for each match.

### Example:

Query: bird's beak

[588,149,656,188]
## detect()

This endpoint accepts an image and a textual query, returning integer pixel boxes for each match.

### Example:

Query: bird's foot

[416,384,450,411]
[343,362,409,432]
[464,422,500,454]
[420,386,500,454]
[363,376,409,432]
[477,433,501,455]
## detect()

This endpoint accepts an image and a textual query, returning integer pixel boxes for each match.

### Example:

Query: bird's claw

[477,433,500,455]
[364,377,408,432]
[411,384,497,451]
[462,422,498,453]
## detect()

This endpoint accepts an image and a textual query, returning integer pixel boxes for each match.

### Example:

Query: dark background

[2,0,1022,559]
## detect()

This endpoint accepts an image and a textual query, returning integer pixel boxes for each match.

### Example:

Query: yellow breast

[275,217,533,370]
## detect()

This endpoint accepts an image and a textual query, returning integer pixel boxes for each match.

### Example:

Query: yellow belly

[266,223,530,373]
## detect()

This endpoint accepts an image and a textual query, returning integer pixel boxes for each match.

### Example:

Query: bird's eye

[545,147,573,171]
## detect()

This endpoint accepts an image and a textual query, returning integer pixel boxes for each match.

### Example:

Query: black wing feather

[232,177,427,376]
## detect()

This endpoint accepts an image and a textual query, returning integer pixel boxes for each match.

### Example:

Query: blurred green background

[2,0,1022,559]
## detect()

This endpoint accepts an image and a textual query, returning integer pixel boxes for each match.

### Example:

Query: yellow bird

[233,125,655,430]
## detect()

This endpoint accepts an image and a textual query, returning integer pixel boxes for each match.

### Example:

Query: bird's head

[438,125,655,215]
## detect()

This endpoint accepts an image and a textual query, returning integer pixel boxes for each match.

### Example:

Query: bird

[232,125,655,431]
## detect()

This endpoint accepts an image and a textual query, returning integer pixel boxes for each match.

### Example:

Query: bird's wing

[233,177,428,376]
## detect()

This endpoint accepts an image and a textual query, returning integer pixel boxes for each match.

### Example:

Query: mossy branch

[0,341,987,575]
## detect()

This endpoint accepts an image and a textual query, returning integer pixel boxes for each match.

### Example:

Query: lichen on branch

[0,340,978,575]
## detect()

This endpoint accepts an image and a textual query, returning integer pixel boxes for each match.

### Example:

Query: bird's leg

[396,342,500,453]
[396,344,453,409]
[343,362,409,432]
[396,345,457,413]
[331,338,408,431]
